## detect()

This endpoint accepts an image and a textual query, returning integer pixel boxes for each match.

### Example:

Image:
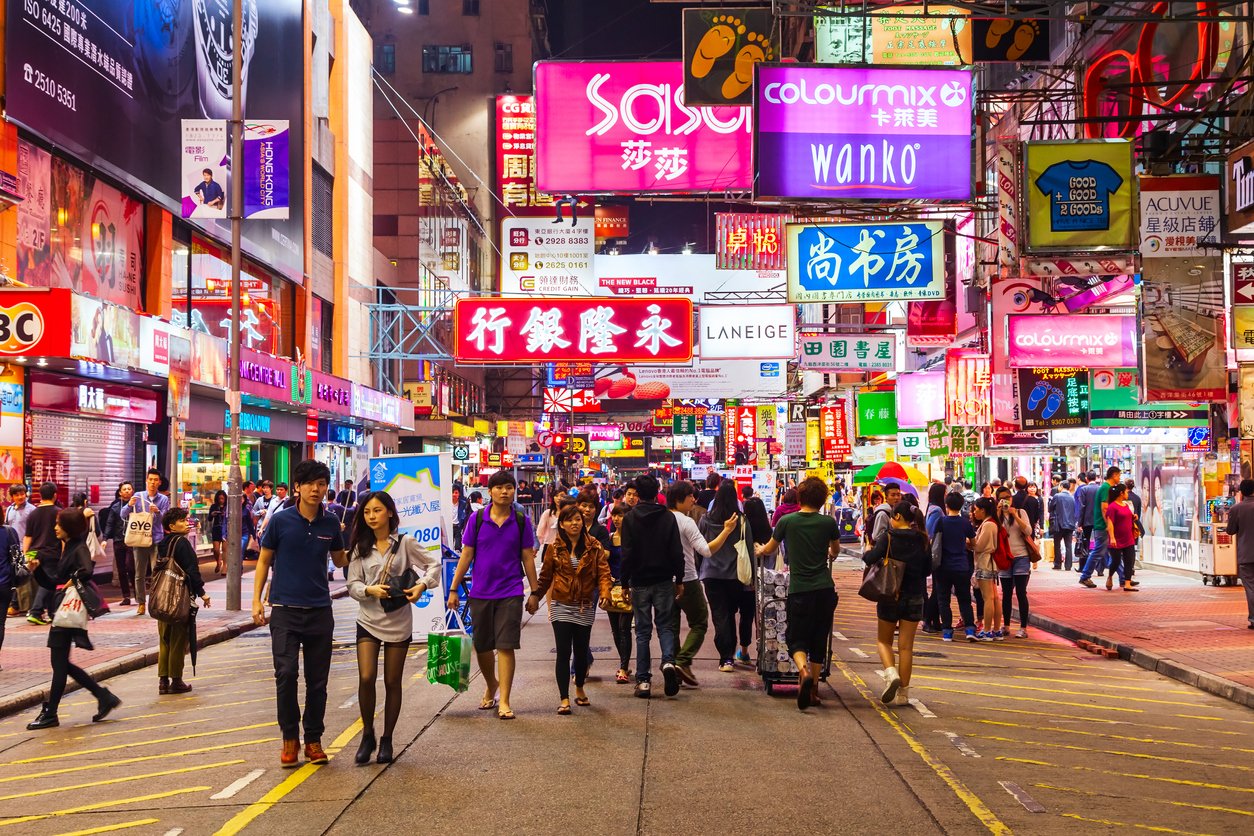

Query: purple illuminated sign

[754,65,973,201]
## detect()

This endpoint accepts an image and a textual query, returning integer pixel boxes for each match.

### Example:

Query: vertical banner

[369,453,454,639]
[926,419,949,458]
[243,121,290,220]
[168,334,192,422]
[1140,257,1227,402]
[495,94,552,216]
[945,350,991,426]
[996,139,1020,273]
[0,367,25,486]
[180,120,228,219]
[820,403,851,461]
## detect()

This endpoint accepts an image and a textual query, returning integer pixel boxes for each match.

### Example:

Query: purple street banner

[243,121,290,220]
[754,64,973,201]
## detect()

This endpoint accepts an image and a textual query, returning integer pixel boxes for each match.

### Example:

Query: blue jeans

[1080,529,1111,581]
[631,581,678,683]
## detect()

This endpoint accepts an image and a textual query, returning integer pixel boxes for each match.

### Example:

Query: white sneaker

[1015,629,1028,639]
[881,666,901,704]
[892,686,910,706]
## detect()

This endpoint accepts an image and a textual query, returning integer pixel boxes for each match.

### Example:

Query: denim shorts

[998,556,1032,578]
[877,593,925,623]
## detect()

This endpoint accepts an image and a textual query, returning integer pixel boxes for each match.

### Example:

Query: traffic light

[551,432,567,450]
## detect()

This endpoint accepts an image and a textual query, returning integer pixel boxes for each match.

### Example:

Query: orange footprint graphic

[721,31,773,101]
[691,14,744,80]
[1006,20,1040,61]
[985,18,1015,49]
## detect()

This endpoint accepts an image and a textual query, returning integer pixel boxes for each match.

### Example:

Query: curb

[0,587,350,720]
[1020,609,1254,710]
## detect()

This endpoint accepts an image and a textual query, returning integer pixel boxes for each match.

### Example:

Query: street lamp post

[225,0,245,612]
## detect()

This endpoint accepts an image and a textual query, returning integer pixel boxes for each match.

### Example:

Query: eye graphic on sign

[0,303,45,353]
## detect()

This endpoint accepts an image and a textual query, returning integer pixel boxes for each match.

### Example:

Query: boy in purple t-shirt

[448,471,537,720]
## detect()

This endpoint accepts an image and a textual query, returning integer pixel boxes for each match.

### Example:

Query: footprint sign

[683,7,776,106]
[1016,367,1090,430]
[972,17,1051,63]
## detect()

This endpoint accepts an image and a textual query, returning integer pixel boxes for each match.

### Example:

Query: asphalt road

[1,556,1251,835]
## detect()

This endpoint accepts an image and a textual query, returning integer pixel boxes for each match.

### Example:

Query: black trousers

[0,582,11,652]
[736,585,754,647]
[269,605,334,743]
[703,579,743,663]
[552,620,592,700]
[49,644,105,712]
[608,611,633,670]
[1001,575,1030,629]
[934,567,976,630]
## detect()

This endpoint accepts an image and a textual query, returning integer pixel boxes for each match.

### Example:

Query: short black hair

[634,474,659,501]
[8,484,25,496]
[202,167,213,176]
[1106,465,1122,479]
[487,470,516,490]
[666,480,695,509]
[146,468,162,479]
[1241,479,1254,497]
[39,482,56,500]
[945,492,965,511]
[276,483,289,491]
[163,506,190,530]
[292,459,331,486]
[797,476,828,508]
[741,485,754,499]
[243,480,255,490]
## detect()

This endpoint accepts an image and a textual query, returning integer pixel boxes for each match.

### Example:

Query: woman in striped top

[527,504,612,715]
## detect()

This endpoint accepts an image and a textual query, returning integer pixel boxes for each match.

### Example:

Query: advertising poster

[4,0,306,279]
[369,453,453,639]
[698,305,795,360]
[945,350,991,426]
[1016,368,1090,430]
[820,403,851,461]
[715,213,789,271]
[242,121,290,219]
[168,334,192,422]
[682,7,776,106]
[181,120,228,219]
[856,390,898,436]
[16,141,144,310]
[1232,263,1254,361]
[755,65,973,201]
[815,6,973,65]
[534,61,751,194]
[1138,175,1220,258]
[1024,140,1136,251]
[896,370,946,428]
[970,18,1051,62]
[495,94,554,216]
[1090,369,1207,427]
[0,367,25,486]
[786,221,947,303]
[1140,257,1226,402]
[70,295,141,370]
[926,419,949,457]
[1006,314,1139,368]
[499,217,596,296]
[1240,367,1254,439]
[1225,138,1254,236]
[799,333,896,372]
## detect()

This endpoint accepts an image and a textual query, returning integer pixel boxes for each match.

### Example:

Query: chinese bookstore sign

[799,333,896,372]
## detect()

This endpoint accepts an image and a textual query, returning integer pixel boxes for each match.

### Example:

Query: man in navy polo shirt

[447,470,538,721]
[252,460,346,768]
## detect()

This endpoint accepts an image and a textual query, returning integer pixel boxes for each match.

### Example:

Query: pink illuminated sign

[1007,314,1139,368]
[534,61,752,194]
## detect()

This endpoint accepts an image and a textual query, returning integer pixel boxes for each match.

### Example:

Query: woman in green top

[756,477,840,711]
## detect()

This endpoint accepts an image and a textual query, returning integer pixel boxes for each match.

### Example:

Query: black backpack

[471,507,529,564]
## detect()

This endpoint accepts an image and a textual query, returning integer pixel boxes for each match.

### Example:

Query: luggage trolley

[754,553,832,695]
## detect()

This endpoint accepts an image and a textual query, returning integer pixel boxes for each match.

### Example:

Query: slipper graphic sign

[1016,368,1090,430]
[682,7,775,106]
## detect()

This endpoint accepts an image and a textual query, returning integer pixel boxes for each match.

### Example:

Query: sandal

[557,704,572,715]
[478,698,498,711]
[574,696,591,707]
[498,709,516,720]
[615,670,630,684]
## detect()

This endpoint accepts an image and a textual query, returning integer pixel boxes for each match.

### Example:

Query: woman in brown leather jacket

[526,505,611,714]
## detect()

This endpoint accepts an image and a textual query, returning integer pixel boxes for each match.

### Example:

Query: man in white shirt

[5,484,36,616]
[667,481,736,687]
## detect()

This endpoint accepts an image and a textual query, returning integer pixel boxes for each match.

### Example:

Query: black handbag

[4,526,27,584]
[858,531,906,604]
[376,535,419,614]
[73,572,110,619]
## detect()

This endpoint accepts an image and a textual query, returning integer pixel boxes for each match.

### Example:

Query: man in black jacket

[621,474,684,699]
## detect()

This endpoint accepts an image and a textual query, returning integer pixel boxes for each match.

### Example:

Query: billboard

[698,304,795,360]
[1226,137,1254,236]
[1089,369,1207,427]
[5,0,306,278]
[1016,368,1090,430]
[682,7,776,106]
[715,213,789,270]
[534,61,752,194]
[454,297,694,364]
[786,221,947,302]
[499,217,596,295]
[945,350,991,427]
[896,370,945,429]
[754,65,973,201]
[1140,257,1226,402]
[1138,175,1221,258]
[1006,314,1138,368]
[495,94,553,216]
[798,333,896,372]
[1024,140,1136,252]
[815,6,973,65]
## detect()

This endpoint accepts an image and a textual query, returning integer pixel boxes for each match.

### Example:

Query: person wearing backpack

[447,470,538,721]
[153,508,210,695]
[971,497,1003,641]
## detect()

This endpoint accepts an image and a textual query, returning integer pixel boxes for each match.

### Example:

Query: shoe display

[662,663,680,696]
[304,741,329,765]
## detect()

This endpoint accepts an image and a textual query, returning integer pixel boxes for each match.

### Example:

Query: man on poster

[194,168,225,209]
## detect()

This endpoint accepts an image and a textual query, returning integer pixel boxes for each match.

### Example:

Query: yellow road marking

[911,675,1206,707]
[942,704,1249,736]
[15,697,277,735]
[48,715,216,743]
[1176,713,1254,727]
[0,740,268,784]
[8,722,276,764]
[51,819,160,836]
[1061,813,1217,835]
[0,787,208,827]
[0,762,239,802]
[1035,784,1254,818]
[833,660,1012,835]
[969,733,1254,771]
[996,757,1254,795]
[955,718,1254,755]
[213,720,364,836]
[914,685,1142,712]
[921,666,1196,693]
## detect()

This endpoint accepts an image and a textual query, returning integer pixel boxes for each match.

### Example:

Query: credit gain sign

[754,65,973,201]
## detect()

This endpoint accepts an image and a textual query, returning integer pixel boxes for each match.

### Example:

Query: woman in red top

[1104,484,1140,592]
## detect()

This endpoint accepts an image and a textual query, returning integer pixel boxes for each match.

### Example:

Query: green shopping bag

[427,609,472,692]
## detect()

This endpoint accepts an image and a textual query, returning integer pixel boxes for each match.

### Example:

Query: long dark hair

[927,482,946,509]
[349,490,399,561]
[557,504,587,558]
[708,480,740,525]
[213,489,227,508]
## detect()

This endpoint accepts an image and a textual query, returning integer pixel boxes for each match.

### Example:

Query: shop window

[422,45,472,74]
[177,236,295,358]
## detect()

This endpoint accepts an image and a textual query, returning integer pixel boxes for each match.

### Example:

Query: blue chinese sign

[702,414,723,436]
[785,221,947,302]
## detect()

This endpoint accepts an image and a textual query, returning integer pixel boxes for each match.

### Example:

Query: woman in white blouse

[347,491,439,765]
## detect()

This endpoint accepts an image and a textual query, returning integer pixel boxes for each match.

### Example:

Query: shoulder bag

[3,526,28,584]
[377,534,419,613]
[858,531,905,604]
[52,582,89,630]
[734,516,753,585]
[148,536,191,623]
[124,496,155,549]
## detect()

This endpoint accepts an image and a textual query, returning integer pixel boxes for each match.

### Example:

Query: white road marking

[999,780,1046,813]
[910,699,936,718]
[338,695,359,709]
[210,768,266,800]
[832,631,848,642]
[163,830,185,836]
[849,647,869,658]
[939,731,981,758]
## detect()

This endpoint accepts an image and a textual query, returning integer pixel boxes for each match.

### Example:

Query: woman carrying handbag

[861,502,931,706]
[153,508,210,695]
[526,504,611,714]
[346,491,439,765]
[995,486,1035,639]
[25,508,121,730]
[699,481,749,673]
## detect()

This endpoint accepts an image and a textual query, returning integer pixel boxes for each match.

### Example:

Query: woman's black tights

[553,621,592,700]
[49,645,104,712]
[357,638,409,737]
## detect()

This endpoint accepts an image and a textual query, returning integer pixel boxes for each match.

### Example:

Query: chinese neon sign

[714,213,789,271]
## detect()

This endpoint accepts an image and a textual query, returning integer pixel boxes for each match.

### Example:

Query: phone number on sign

[23,64,77,113]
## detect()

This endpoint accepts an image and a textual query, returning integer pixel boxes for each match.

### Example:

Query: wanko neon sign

[1082,1,1225,139]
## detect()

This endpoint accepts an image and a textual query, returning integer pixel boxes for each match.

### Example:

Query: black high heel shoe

[355,731,376,765]
[376,736,394,764]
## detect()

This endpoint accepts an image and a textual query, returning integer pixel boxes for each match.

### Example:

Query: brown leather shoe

[304,741,329,764]
[136,603,146,616]
[169,679,192,694]
[280,739,300,768]
[159,677,170,695]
